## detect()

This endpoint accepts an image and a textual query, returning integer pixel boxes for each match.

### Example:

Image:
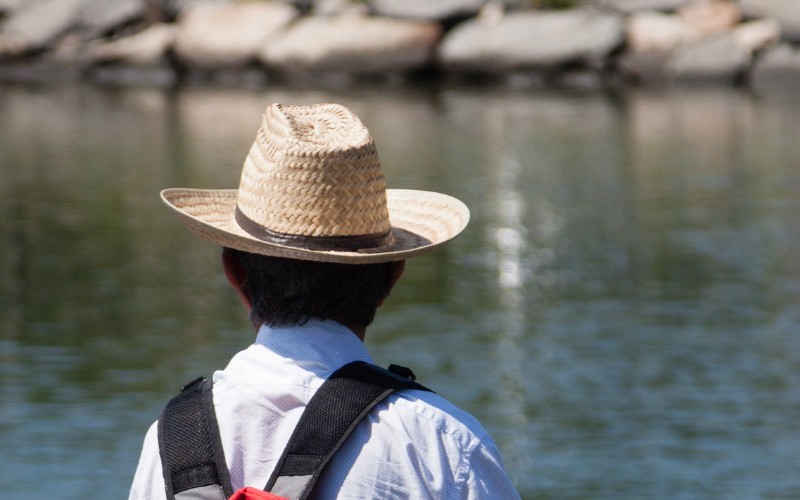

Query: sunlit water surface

[1,83,799,499]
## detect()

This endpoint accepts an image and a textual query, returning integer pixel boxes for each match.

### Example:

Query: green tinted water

[1,83,799,498]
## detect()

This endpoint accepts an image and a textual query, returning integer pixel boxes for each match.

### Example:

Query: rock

[173,1,297,69]
[370,0,484,23]
[619,31,753,84]
[676,0,741,36]
[617,49,674,84]
[750,44,800,90]
[0,0,142,58]
[75,0,145,38]
[591,0,691,13]
[0,0,87,55]
[50,32,93,64]
[731,18,781,53]
[626,11,698,53]
[0,0,24,15]
[438,9,625,73]
[140,0,193,22]
[313,0,369,16]
[740,0,800,43]
[621,10,778,85]
[92,23,177,65]
[668,33,752,82]
[261,14,441,74]
[0,36,23,56]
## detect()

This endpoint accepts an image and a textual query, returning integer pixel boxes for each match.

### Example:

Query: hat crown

[236,103,391,241]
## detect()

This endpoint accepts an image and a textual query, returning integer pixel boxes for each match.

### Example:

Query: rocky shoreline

[0,0,798,90]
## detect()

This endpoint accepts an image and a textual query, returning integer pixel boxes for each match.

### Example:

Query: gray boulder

[438,8,625,73]
[668,33,752,82]
[261,14,441,74]
[750,44,800,90]
[173,1,297,69]
[617,49,674,84]
[731,18,781,53]
[592,0,691,13]
[92,23,177,65]
[0,0,87,55]
[369,0,484,22]
[740,0,800,43]
[88,24,179,89]
[626,10,699,53]
[675,0,741,37]
[619,31,756,84]
[0,0,141,56]
[75,0,144,38]
[312,0,369,16]
[0,0,25,15]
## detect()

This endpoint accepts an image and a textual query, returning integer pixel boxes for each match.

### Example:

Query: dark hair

[223,247,398,328]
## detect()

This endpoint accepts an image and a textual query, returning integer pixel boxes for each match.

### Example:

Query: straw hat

[161,102,470,264]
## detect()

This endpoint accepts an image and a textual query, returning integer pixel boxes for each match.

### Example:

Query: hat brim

[161,188,470,264]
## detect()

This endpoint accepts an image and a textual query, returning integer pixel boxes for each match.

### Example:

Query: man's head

[222,248,405,334]
[160,103,467,333]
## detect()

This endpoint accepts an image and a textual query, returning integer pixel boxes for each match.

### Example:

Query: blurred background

[2,0,800,499]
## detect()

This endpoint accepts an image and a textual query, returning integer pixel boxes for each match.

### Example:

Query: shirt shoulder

[391,388,491,449]
[313,388,521,499]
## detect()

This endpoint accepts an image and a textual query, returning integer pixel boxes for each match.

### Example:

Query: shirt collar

[253,318,373,373]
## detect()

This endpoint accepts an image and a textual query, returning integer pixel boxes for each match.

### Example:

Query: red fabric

[228,487,289,500]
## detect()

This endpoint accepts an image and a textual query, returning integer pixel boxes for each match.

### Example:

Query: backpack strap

[265,361,431,499]
[158,361,430,500]
[158,376,234,500]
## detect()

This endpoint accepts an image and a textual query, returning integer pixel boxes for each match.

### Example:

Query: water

[1,82,799,499]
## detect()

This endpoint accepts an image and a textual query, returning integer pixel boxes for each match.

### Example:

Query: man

[130,103,520,499]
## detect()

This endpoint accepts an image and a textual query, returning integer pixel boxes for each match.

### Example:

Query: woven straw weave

[237,103,390,238]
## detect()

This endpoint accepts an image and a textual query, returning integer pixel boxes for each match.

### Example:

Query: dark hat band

[234,206,393,252]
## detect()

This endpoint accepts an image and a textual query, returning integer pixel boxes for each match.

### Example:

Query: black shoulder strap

[158,376,234,500]
[265,361,431,499]
[158,361,430,500]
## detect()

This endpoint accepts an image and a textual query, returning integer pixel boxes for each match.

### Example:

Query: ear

[222,249,253,311]
[377,259,406,308]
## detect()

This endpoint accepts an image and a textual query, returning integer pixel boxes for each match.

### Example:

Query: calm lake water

[1,82,799,499]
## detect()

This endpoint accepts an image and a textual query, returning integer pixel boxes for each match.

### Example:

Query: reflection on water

[1,83,799,498]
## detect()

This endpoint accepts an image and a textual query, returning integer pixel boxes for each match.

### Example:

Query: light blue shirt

[130,319,520,499]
